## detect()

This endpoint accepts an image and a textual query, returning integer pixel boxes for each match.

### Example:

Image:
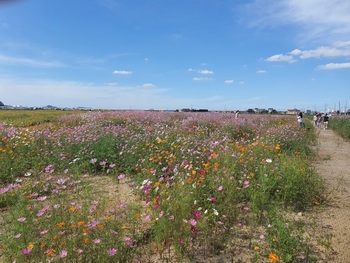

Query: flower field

[0,111,326,262]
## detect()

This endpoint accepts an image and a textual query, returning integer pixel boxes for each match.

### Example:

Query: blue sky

[0,0,349,111]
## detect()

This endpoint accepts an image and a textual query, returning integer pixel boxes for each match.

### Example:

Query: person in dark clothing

[323,113,329,129]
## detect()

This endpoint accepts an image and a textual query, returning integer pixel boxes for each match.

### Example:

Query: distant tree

[0,101,4,106]
[247,109,255,114]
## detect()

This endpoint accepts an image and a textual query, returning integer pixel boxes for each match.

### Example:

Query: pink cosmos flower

[18,217,26,222]
[217,185,223,191]
[93,239,101,244]
[107,248,117,256]
[193,210,202,219]
[59,250,68,258]
[118,174,126,180]
[40,230,49,235]
[144,214,151,222]
[243,180,250,188]
[21,248,32,255]
[189,218,197,226]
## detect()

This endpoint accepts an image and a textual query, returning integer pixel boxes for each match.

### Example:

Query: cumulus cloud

[188,68,214,74]
[265,54,295,63]
[317,62,350,70]
[266,41,350,69]
[290,44,350,59]
[198,69,213,75]
[225,80,234,84]
[256,70,267,74]
[193,77,213,81]
[113,70,132,75]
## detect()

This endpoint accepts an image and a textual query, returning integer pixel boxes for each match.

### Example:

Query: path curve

[314,128,350,262]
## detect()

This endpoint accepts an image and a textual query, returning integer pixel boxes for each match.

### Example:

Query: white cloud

[188,68,214,74]
[317,62,350,70]
[290,42,350,58]
[267,41,350,68]
[193,77,213,81]
[0,54,64,68]
[225,80,234,84]
[142,83,156,88]
[113,70,132,75]
[198,69,213,75]
[256,70,267,74]
[243,0,350,42]
[265,54,295,63]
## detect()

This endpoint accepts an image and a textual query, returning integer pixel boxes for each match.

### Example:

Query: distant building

[286,108,299,115]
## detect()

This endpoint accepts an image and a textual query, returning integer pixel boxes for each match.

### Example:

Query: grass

[328,115,350,139]
[0,111,327,262]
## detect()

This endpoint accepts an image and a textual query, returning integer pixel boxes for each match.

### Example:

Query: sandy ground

[313,128,350,262]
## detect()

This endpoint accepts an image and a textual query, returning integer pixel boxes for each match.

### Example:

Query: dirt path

[314,128,350,262]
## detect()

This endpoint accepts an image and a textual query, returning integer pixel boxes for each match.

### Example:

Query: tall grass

[329,115,350,139]
[0,111,326,262]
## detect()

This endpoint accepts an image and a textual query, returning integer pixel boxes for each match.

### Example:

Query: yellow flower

[27,243,34,249]
[254,246,259,251]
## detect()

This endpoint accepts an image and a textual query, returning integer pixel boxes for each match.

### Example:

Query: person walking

[313,113,318,127]
[323,113,329,129]
[297,112,303,128]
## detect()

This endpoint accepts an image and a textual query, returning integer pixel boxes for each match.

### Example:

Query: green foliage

[0,111,328,262]
[330,117,350,139]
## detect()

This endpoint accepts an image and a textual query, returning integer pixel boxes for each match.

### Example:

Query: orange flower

[213,162,220,168]
[45,249,55,256]
[269,253,279,262]
[57,222,65,228]
[77,221,86,227]
[84,238,90,244]
[69,206,77,212]
[135,213,142,219]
